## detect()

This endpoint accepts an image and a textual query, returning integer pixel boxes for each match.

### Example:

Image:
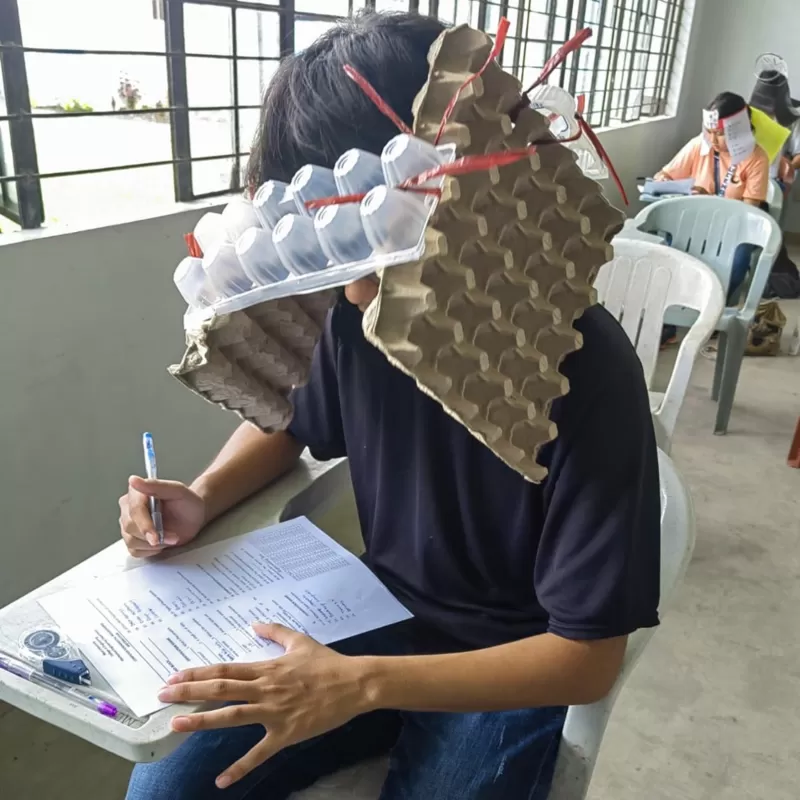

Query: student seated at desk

[118,12,660,800]
[656,92,770,308]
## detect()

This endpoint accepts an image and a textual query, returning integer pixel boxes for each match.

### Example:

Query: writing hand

[691,186,709,195]
[119,477,206,558]
[158,623,374,790]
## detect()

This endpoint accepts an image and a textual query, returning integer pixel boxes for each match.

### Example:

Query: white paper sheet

[723,109,756,166]
[643,178,695,197]
[40,518,411,717]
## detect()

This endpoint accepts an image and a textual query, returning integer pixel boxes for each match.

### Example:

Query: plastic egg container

[175,134,456,321]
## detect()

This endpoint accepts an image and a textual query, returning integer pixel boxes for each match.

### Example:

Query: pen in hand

[142,433,165,546]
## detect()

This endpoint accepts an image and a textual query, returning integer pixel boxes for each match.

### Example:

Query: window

[0,0,686,230]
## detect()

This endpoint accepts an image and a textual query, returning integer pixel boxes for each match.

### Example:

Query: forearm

[360,632,627,714]
[191,423,303,524]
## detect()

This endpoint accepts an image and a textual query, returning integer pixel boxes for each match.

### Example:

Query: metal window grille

[0,0,684,229]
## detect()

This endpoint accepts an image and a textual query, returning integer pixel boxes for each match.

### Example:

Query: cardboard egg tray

[169,23,624,482]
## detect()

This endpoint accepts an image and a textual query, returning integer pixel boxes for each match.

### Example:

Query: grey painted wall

[0,208,237,607]
[0,0,716,608]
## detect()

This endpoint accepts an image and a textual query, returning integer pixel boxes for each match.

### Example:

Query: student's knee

[125,728,264,800]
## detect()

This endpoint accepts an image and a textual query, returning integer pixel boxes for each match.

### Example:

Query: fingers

[121,478,182,550]
[166,662,263,686]
[216,735,282,790]
[252,622,308,651]
[129,475,197,501]
[159,677,262,705]
[169,702,264,732]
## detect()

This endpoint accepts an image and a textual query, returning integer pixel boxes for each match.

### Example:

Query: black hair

[750,70,800,128]
[244,11,446,191]
[706,91,749,121]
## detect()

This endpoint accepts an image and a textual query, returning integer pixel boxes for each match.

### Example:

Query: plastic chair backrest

[594,240,725,449]
[550,450,696,800]
[767,179,785,224]
[633,196,782,317]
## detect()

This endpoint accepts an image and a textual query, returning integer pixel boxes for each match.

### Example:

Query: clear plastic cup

[334,149,386,197]
[381,134,446,188]
[173,257,212,308]
[290,165,339,217]
[221,196,262,242]
[235,228,290,286]
[253,180,295,229]
[193,212,225,256]
[272,214,330,275]
[202,241,254,298]
[314,204,373,265]
[360,185,429,254]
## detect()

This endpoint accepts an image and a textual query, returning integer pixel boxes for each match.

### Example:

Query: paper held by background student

[39,518,412,718]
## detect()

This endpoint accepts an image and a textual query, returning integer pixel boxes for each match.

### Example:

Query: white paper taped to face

[702,108,720,131]
[722,108,756,165]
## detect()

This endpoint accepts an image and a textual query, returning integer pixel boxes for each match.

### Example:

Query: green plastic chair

[630,196,782,434]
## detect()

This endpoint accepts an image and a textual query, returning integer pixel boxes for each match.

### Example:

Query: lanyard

[713,152,736,197]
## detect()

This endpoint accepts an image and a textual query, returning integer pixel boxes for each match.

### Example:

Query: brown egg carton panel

[364,25,624,483]
[169,290,337,432]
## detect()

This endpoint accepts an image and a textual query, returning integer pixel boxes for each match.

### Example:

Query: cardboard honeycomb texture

[169,291,336,431]
[169,23,624,481]
[362,25,624,482]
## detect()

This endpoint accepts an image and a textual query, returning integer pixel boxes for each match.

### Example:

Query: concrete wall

[0,208,238,607]
[0,0,716,608]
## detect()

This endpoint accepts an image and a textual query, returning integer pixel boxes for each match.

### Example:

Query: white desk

[0,455,353,764]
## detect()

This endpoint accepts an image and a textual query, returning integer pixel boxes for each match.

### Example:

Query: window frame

[0,0,686,230]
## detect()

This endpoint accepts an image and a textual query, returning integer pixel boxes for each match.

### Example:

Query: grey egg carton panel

[363,25,624,483]
[169,290,336,432]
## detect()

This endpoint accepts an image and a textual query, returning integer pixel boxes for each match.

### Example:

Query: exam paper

[642,177,694,197]
[40,518,411,718]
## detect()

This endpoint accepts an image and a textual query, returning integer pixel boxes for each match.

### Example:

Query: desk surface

[0,455,351,763]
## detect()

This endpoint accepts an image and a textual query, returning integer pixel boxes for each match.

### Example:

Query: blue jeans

[126,621,566,800]
[728,243,756,305]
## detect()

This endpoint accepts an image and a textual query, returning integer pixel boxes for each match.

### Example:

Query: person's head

[244,11,445,309]
[703,92,751,153]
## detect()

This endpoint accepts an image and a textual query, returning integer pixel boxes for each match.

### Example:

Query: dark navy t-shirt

[288,296,661,649]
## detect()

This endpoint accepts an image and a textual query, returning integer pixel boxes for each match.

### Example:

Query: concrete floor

[2,298,799,799]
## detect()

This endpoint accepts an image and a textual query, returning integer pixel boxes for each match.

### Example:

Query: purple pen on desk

[142,432,165,546]
[0,655,119,718]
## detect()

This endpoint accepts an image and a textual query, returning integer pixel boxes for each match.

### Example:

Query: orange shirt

[657,135,770,202]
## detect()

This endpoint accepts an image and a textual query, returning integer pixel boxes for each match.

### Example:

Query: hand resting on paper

[691,185,709,195]
[119,476,206,558]
[157,622,370,791]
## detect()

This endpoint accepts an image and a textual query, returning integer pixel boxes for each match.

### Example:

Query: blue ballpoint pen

[142,432,165,546]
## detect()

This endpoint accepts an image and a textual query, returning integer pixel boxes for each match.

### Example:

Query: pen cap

[221,196,262,242]
[253,180,294,229]
[235,227,290,286]
[272,214,330,275]
[202,241,254,298]
[361,185,429,254]
[314,204,373,265]
[193,212,225,256]
[334,149,386,197]
[381,134,446,188]
[173,256,213,307]
[290,165,339,217]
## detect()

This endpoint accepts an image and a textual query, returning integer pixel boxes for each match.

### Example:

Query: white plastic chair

[292,450,696,800]
[631,196,782,434]
[767,179,784,225]
[594,239,725,453]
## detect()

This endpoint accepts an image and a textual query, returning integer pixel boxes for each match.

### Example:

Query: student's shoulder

[559,304,649,405]
[747,144,770,170]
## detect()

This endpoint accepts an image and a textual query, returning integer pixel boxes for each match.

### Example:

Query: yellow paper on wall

[751,107,791,162]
